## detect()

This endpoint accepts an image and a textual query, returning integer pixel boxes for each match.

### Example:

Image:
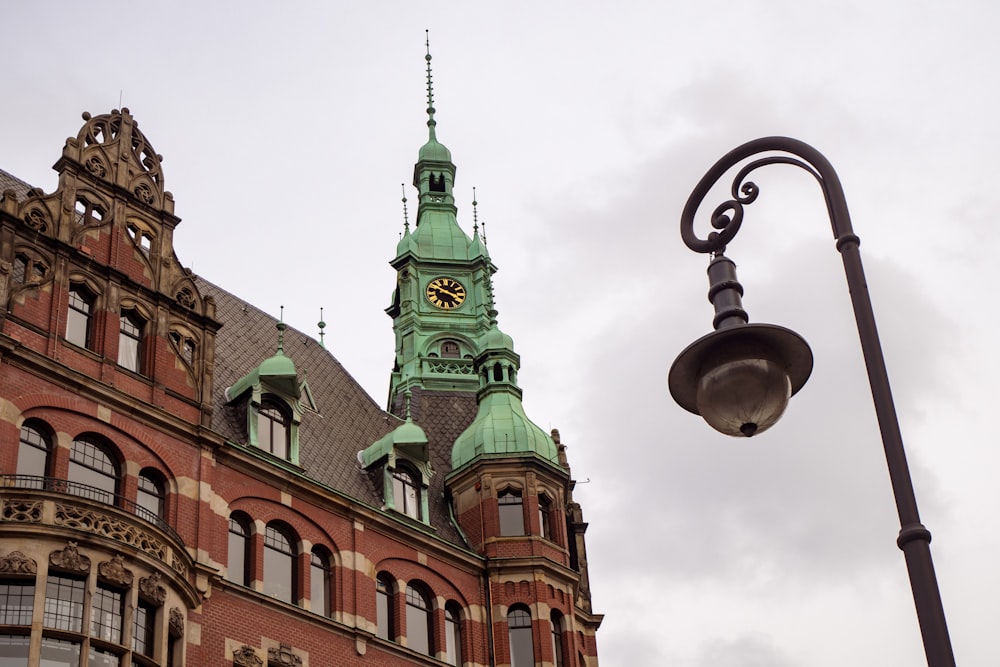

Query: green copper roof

[451,389,559,471]
[360,415,429,467]
[227,321,300,400]
[419,136,452,163]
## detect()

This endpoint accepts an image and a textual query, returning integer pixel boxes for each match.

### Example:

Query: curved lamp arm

[676,137,954,666]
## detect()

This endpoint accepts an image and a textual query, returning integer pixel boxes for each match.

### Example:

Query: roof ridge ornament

[401,183,410,233]
[317,307,326,348]
[276,305,286,355]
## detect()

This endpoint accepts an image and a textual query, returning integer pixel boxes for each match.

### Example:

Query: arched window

[441,340,460,358]
[227,513,251,586]
[257,398,290,459]
[136,469,165,521]
[507,605,535,667]
[445,602,463,666]
[376,573,394,641]
[17,421,52,478]
[405,583,432,656]
[118,310,145,374]
[310,547,332,617]
[263,523,296,604]
[498,489,524,536]
[66,284,95,350]
[538,495,551,540]
[68,437,119,505]
[550,610,565,667]
[391,465,421,520]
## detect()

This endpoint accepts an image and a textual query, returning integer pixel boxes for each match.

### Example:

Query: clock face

[426,277,466,310]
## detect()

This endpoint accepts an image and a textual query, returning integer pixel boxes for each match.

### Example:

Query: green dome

[481,324,514,353]
[259,351,296,378]
[418,137,452,163]
[360,417,429,467]
[451,391,559,471]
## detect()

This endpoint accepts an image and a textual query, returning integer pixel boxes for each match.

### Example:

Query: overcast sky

[5,2,999,665]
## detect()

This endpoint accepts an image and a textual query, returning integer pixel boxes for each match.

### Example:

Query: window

[66,284,95,349]
[508,605,535,667]
[75,197,105,225]
[127,224,153,255]
[44,575,86,632]
[391,466,421,520]
[445,603,462,666]
[0,581,35,624]
[376,574,394,641]
[118,310,145,373]
[538,495,551,540]
[12,254,27,284]
[498,490,525,536]
[91,585,124,643]
[68,438,119,505]
[310,548,331,617]
[40,636,81,666]
[263,523,295,604]
[132,601,156,657]
[257,398,290,459]
[17,421,51,477]
[405,583,432,656]
[227,514,251,586]
[551,611,565,667]
[0,636,30,663]
[136,470,165,522]
[441,340,460,358]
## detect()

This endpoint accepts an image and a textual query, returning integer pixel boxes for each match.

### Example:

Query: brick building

[0,52,601,667]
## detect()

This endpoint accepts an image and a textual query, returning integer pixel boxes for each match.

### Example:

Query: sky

[4,2,999,665]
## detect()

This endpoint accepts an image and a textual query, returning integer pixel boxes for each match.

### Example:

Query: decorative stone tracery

[0,498,42,523]
[56,503,166,560]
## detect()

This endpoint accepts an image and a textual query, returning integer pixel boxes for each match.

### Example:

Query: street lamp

[667,137,955,666]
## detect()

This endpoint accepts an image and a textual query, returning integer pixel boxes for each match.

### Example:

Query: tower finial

[425,29,437,139]
[472,187,479,236]
[277,305,286,354]
[318,307,326,349]
[401,183,410,233]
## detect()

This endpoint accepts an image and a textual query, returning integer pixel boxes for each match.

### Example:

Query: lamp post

[667,137,955,666]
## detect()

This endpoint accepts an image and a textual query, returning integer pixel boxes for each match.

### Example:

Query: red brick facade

[0,109,601,666]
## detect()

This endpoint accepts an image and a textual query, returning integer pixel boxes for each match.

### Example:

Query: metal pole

[678,137,955,666]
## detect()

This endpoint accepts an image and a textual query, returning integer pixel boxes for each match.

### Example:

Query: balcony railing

[0,474,183,547]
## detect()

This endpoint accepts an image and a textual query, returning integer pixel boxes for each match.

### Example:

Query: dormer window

[257,397,290,459]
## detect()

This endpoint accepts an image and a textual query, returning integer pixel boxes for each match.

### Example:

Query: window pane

[69,440,117,504]
[136,473,164,521]
[44,576,85,632]
[509,607,534,667]
[66,288,92,348]
[263,526,294,603]
[445,606,461,666]
[258,403,289,459]
[310,551,329,617]
[133,602,155,657]
[0,635,31,664]
[16,424,49,477]
[538,498,550,540]
[91,586,123,643]
[227,517,248,586]
[117,313,142,372]
[0,582,35,624]
[376,577,391,641]
[405,586,430,655]
[39,637,81,667]
[499,492,524,536]
[391,468,420,520]
[88,647,120,667]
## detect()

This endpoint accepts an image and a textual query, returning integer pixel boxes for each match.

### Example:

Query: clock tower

[385,43,496,413]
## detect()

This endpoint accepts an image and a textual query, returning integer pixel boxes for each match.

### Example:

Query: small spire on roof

[276,305,286,354]
[318,307,326,349]
[425,29,437,140]
[472,187,479,237]
[401,183,410,233]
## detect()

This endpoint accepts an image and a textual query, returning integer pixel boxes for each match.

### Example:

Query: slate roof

[0,168,33,198]
[198,278,471,548]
